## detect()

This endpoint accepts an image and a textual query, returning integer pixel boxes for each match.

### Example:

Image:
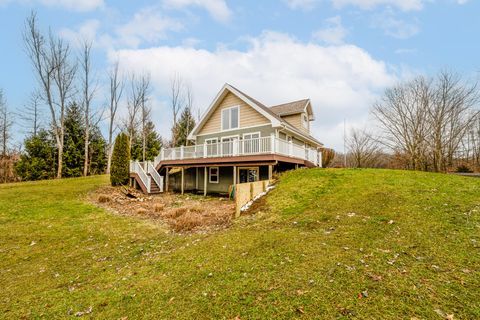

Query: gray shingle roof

[269,99,309,116]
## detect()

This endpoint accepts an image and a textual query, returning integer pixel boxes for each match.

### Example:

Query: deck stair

[130,160,164,194]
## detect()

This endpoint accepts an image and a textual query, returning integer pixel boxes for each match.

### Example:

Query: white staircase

[129,160,164,194]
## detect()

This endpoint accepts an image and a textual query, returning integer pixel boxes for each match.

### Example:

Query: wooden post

[268,165,273,181]
[204,167,208,196]
[233,165,237,185]
[165,167,169,192]
[295,164,299,170]
[181,167,184,195]
[196,167,199,190]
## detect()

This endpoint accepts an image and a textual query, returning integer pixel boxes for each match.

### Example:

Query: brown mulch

[88,186,235,233]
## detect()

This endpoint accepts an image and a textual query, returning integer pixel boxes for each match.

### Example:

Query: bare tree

[106,61,124,174]
[347,128,382,168]
[428,71,479,172]
[79,40,97,176]
[21,91,42,136]
[124,73,150,156]
[138,74,151,161]
[372,77,431,170]
[0,89,14,183]
[184,83,194,146]
[170,73,184,146]
[23,12,76,178]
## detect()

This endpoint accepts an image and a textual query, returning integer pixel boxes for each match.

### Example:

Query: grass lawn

[1,169,479,319]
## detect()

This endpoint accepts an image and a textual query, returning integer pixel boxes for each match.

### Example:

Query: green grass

[1,170,479,319]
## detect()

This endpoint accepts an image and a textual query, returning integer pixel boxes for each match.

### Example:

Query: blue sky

[0,0,479,150]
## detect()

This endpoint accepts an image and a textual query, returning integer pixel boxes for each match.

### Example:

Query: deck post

[196,167,199,190]
[270,133,275,154]
[181,167,184,195]
[289,140,293,156]
[160,148,165,161]
[180,146,184,159]
[165,167,169,192]
[203,144,207,158]
[233,165,237,185]
[268,165,273,180]
[204,167,207,196]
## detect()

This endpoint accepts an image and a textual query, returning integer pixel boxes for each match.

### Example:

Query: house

[129,83,323,195]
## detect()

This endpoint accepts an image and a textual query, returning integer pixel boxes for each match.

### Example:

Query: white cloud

[111,31,396,150]
[283,0,425,11]
[163,0,232,22]
[284,0,320,10]
[331,0,424,11]
[115,7,183,48]
[313,16,348,45]
[59,20,101,46]
[372,10,419,39]
[0,0,103,11]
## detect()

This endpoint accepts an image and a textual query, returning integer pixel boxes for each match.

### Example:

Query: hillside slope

[0,170,479,319]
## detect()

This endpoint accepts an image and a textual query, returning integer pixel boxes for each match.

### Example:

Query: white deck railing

[130,160,151,193]
[155,136,322,167]
[147,161,164,192]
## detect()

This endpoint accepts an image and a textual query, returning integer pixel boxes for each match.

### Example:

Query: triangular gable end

[188,84,281,140]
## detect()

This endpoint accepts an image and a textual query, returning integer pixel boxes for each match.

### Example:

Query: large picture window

[221,106,239,131]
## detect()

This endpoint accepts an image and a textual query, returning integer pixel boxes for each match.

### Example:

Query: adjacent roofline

[187,83,281,140]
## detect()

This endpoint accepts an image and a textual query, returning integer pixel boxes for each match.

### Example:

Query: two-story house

[129,83,323,195]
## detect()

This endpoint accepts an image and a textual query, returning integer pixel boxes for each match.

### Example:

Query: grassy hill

[0,169,479,319]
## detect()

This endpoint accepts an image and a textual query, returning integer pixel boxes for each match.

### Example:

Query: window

[221,106,239,130]
[221,136,238,156]
[302,113,308,128]
[239,167,258,183]
[209,167,219,183]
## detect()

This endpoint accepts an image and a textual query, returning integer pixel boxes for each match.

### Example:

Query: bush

[456,164,473,173]
[110,133,130,186]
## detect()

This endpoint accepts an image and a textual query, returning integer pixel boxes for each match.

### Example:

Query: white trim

[242,131,261,139]
[187,83,281,140]
[209,166,219,183]
[221,105,240,131]
[205,137,218,143]
[221,134,240,141]
[195,124,271,137]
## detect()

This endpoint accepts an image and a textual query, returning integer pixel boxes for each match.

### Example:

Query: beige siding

[198,92,270,135]
[282,113,309,133]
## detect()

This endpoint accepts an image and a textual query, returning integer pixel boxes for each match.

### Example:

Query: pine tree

[15,129,56,181]
[110,132,130,186]
[62,103,85,177]
[88,125,107,175]
[172,107,196,147]
[131,121,162,161]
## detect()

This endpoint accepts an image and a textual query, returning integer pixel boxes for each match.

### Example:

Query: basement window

[222,106,239,131]
[209,167,219,183]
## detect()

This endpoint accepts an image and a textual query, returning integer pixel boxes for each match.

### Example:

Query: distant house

[130,83,323,194]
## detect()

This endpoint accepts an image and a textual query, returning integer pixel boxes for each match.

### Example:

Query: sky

[0,0,479,151]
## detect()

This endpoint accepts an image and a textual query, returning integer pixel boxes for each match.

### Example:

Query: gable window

[221,106,239,131]
[302,113,308,128]
[209,167,219,183]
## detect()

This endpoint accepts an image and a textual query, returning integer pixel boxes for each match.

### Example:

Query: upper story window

[302,113,308,128]
[222,106,239,131]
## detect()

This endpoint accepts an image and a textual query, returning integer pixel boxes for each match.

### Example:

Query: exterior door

[239,168,258,183]
[221,136,238,156]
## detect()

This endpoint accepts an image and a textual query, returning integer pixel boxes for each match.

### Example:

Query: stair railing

[131,160,151,193]
[147,161,164,192]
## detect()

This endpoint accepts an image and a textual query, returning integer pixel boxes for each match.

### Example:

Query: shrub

[110,133,130,186]
[154,203,165,212]
[456,164,473,173]
[172,212,203,232]
[97,195,111,203]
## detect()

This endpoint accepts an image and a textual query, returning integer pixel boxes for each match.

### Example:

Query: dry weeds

[88,186,235,233]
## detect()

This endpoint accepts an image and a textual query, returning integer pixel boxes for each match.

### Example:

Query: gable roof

[188,83,323,146]
[270,99,309,116]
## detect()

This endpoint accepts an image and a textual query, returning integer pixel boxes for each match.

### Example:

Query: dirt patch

[88,186,235,233]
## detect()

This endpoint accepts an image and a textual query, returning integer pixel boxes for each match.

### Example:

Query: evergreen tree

[110,132,130,186]
[88,125,107,175]
[172,107,196,147]
[62,103,85,177]
[131,121,162,161]
[15,129,56,180]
